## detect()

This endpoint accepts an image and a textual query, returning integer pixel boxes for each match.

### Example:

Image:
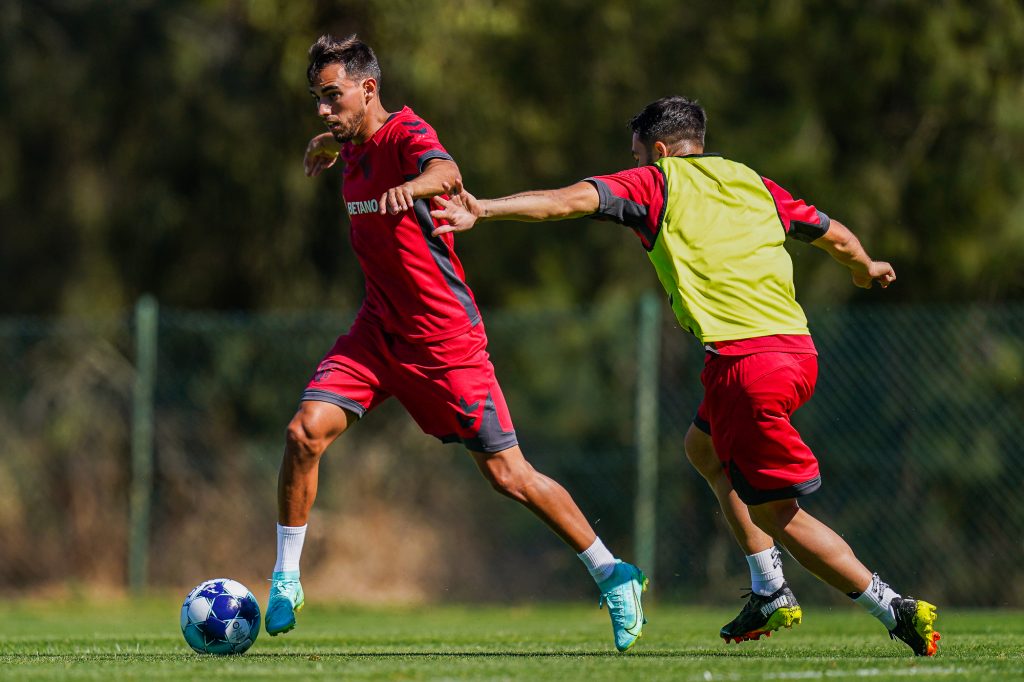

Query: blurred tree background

[2,1,1023,606]
[2,0,1022,316]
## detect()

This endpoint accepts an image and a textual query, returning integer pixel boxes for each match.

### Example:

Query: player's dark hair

[629,96,706,148]
[307,33,382,87]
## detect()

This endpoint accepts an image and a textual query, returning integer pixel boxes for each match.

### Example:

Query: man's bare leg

[470,445,649,652]
[747,498,871,593]
[278,401,356,526]
[685,424,790,594]
[685,424,774,555]
[470,445,595,551]
[685,424,802,642]
[268,400,356,636]
[747,497,941,655]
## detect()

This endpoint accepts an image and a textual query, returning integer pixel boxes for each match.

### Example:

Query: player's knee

[483,467,522,500]
[480,457,530,501]
[748,500,797,535]
[284,403,352,466]
[284,417,329,466]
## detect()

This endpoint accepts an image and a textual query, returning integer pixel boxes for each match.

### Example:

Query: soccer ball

[180,578,261,655]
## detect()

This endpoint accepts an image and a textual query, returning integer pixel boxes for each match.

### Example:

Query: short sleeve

[584,166,666,250]
[396,118,453,177]
[762,177,831,242]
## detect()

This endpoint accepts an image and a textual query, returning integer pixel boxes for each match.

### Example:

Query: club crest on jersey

[346,199,379,215]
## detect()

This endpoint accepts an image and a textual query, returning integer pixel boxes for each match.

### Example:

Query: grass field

[1,597,1022,681]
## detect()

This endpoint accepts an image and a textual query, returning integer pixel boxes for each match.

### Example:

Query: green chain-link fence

[0,300,1021,607]
[654,303,1024,609]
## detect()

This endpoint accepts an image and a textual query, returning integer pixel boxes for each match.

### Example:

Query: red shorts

[695,351,820,505]
[302,316,518,453]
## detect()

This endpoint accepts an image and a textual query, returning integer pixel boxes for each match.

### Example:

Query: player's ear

[362,77,377,102]
[652,141,669,161]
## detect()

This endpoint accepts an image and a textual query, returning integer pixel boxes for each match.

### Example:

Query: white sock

[747,545,785,596]
[852,573,899,630]
[577,537,617,584]
[274,523,307,574]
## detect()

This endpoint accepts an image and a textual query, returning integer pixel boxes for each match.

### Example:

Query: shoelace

[598,590,624,618]
[270,580,299,599]
[734,589,763,614]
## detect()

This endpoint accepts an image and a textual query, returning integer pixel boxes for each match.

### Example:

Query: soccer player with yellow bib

[431,96,940,657]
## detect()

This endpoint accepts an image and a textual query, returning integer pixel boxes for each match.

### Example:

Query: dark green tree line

[1,0,1022,316]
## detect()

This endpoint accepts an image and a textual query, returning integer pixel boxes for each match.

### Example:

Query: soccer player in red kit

[266,34,648,653]
[431,96,940,657]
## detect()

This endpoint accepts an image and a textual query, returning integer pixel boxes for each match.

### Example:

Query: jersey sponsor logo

[346,198,379,215]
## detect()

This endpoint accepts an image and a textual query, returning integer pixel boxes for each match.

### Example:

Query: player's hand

[430,191,480,236]
[446,180,479,214]
[379,183,416,215]
[853,261,896,289]
[445,178,465,197]
[304,133,341,177]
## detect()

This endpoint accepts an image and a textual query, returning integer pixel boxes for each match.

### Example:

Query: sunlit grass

[1,598,1021,680]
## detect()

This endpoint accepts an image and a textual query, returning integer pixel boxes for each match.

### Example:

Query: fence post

[634,293,661,581]
[130,295,158,593]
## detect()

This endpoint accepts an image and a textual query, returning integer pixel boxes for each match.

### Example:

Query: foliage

[2,0,1022,613]
[2,304,1022,605]
[1,1,1023,316]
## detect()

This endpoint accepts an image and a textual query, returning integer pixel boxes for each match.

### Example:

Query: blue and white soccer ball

[180,578,261,655]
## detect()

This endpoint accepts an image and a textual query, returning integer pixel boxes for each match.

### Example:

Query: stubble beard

[330,109,366,144]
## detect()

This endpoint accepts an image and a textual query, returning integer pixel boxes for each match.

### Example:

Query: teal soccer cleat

[266,570,305,636]
[598,560,649,652]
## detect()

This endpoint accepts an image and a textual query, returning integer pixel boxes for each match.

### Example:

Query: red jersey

[339,106,480,342]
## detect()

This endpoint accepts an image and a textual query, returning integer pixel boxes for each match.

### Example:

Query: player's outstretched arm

[304,133,341,177]
[430,182,600,236]
[379,159,463,215]
[811,219,896,289]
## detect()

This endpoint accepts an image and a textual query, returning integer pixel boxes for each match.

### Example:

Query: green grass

[1,598,1021,681]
